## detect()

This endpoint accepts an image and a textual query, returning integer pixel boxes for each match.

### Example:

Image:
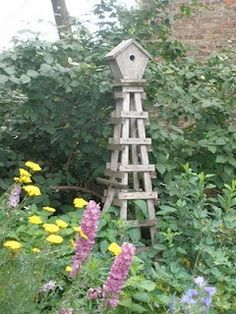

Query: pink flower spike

[70,200,101,278]
[102,242,135,309]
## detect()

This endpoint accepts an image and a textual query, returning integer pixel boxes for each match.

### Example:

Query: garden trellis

[97,39,158,245]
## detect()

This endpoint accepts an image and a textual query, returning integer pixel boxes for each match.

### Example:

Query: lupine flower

[40,280,57,293]
[8,184,21,208]
[204,286,216,297]
[102,242,135,309]
[181,288,198,305]
[201,297,212,307]
[87,288,103,300]
[70,201,101,278]
[194,276,206,287]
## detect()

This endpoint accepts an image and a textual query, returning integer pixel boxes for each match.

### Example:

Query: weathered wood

[96,177,127,188]
[120,92,130,219]
[111,111,148,119]
[114,91,146,99]
[104,169,124,179]
[125,219,157,228]
[102,39,157,246]
[107,143,125,151]
[109,138,151,145]
[118,191,158,200]
[119,164,155,172]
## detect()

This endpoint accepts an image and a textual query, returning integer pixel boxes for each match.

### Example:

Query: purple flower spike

[201,297,212,307]
[194,276,206,288]
[204,286,216,297]
[87,288,103,300]
[8,184,21,208]
[70,201,101,278]
[102,242,135,309]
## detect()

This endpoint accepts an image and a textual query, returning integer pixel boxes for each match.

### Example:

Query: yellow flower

[14,176,32,184]
[55,219,68,228]
[73,226,88,240]
[43,206,56,213]
[14,168,32,184]
[43,223,59,233]
[25,161,42,172]
[65,265,72,272]
[32,247,40,253]
[3,240,22,250]
[46,234,63,244]
[23,185,41,196]
[73,198,88,208]
[28,215,43,225]
[108,242,122,256]
[70,239,76,248]
[19,168,31,177]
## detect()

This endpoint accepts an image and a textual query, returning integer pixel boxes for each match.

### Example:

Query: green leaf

[20,74,31,84]
[138,280,156,291]
[0,74,8,83]
[133,200,147,217]
[27,69,38,78]
[133,292,151,303]
[156,164,166,175]
[216,155,226,163]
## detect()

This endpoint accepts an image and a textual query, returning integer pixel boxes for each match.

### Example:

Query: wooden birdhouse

[105,38,152,80]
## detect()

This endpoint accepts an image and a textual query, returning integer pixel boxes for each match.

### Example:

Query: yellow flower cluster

[46,234,64,244]
[43,206,56,213]
[43,223,59,233]
[73,198,88,209]
[65,265,72,272]
[55,219,68,228]
[25,161,42,172]
[3,240,22,250]
[32,247,40,253]
[28,215,43,225]
[108,242,122,256]
[23,185,41,197]
[14,168,32,184]
[73,226,88,239]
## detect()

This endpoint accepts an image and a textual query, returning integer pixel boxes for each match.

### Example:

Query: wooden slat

[120,138,151,145]
[109,138,151,145]
[120,111,148,119]
[107,143,125,151]
[102,197,122,207]
[118,191,158,200]
[119,164,155,172]
[109,117,125,124]
[114,91,146,99]
[125,219,157,228]
[97,177,127,188]
[104,169,124,179]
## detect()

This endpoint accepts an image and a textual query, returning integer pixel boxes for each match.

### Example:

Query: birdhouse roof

[105,38,152,60]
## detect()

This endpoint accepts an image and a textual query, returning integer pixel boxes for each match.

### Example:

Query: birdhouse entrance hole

[130,54,135,61]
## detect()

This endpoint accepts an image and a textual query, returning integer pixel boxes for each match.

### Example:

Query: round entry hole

[130,54,135,61]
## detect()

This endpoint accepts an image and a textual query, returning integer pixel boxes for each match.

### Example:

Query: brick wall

[170,0,236,59]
